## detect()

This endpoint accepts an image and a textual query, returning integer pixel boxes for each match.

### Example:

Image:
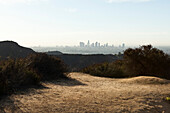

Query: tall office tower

[91,43,95,47]
[122,43,125,48]
[95,42,98,47]
[80,42,85,47]
[87,40,90,47]
[106,43,108,47]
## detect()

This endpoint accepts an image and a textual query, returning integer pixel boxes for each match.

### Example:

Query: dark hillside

[0,41,35,59]
[46,51,123,71]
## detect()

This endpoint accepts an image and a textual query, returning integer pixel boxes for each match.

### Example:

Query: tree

[124,45,170,79]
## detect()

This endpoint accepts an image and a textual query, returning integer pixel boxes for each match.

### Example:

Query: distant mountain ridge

[46,51,123,71]
[0,41,35,59]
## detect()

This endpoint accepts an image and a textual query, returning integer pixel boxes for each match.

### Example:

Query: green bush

[124,45,170,79]
[82,60,127,78]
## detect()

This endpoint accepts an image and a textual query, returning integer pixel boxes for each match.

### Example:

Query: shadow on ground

[0,76,86,112]
[0,84,49,112]
[0,96,20,113]
[45,77,87,86]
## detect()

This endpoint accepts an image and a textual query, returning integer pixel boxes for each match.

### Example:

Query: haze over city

[0,0,170,47]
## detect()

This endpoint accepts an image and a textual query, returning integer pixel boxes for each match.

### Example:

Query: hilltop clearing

[0,73,170,113]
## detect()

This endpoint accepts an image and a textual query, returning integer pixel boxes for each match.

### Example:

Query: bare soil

[0,72,170,113]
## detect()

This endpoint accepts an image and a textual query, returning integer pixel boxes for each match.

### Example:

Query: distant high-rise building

[106,43,108,47]
[80,42,85,47]
[91,43,94,47]
[87,40,90,47]
[95,42,98,47]
[122,43,125,48]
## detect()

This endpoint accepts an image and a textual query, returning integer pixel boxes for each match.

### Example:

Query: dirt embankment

[0,73,170,113]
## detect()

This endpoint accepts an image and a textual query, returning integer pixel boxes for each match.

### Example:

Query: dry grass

[0,72,170,113]
[119,76,170,84]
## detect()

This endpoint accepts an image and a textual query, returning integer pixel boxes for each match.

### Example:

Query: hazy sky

[0,0,170,47]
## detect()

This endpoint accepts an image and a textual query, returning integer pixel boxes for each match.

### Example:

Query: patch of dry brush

[0,53,67,95]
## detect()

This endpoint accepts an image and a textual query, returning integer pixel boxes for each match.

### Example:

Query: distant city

[31,40,170,55]
[32,40,127,55]
[79,40,125,48]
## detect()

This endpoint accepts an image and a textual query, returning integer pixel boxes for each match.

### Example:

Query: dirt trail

[0,72,170,113]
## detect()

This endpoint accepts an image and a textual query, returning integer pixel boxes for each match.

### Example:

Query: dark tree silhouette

[124,45,170,79]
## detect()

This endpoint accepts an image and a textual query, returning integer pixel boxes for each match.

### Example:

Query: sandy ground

[0,72,170,113]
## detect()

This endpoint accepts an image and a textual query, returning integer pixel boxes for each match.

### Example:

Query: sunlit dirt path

[0,72,170,113]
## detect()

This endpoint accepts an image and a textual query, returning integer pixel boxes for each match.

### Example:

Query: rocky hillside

[0,41,35,59]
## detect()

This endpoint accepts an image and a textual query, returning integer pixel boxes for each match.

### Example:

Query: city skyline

[79,40,125,48]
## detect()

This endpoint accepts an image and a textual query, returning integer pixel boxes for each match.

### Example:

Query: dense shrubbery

[82,45,170,80]
[0,59,40,94]
[0,53,67,95]
[26,53,67,80]
[82,60,126,78]
[124,45,170,79]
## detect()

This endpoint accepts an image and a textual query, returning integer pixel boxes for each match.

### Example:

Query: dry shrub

[0,53,67,95]
[124,45,170,79]
[0,59,40,95]
[26,53,67,81]
[82,60,127,78]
